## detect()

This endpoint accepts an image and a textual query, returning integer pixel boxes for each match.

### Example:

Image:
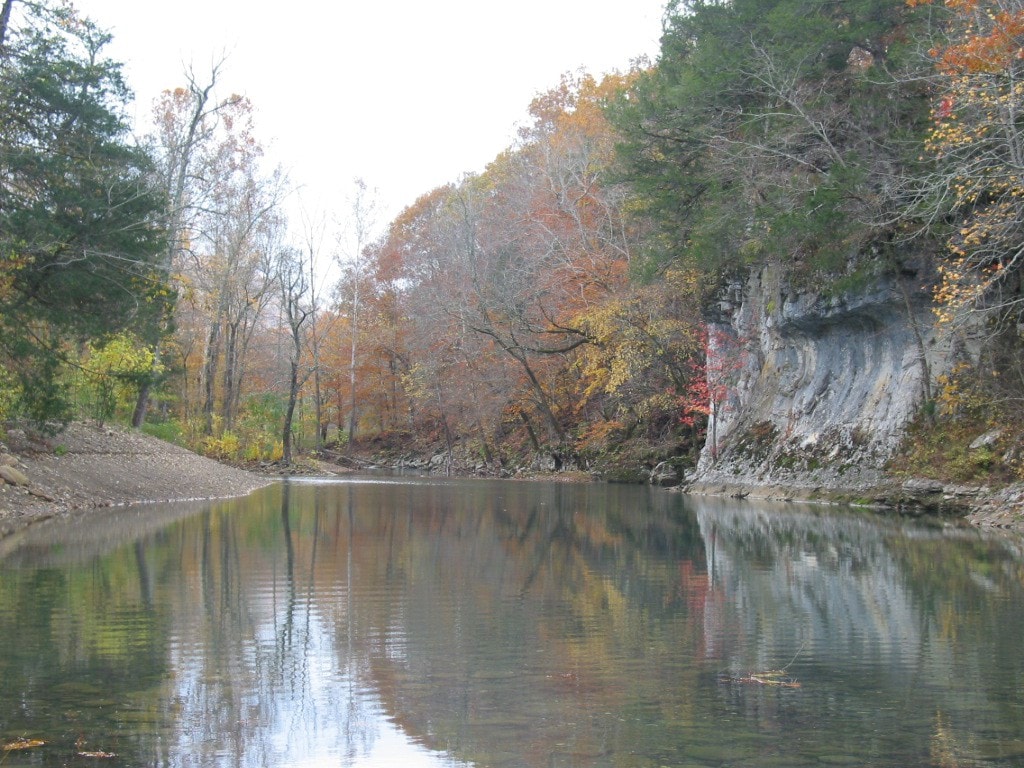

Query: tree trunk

[520,411,542,451]
[282,360,299,464]
[131,373,154,428]
[0,0,14,52]
[347,288,360,447]
[222,321,238,430]
[440,411,454,476]
[897,276,933,416]
[516,353,566,443]
[202,320,221,435]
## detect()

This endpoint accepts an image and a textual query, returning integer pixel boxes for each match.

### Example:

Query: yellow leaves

[202,430,240,460]
[399,363,433,403]
[71,333,160,423]
[935,362,989,416]
[924,2,1024,326]
[570,266,705,430]
[0,249,30,306]
[84,333,160,381]
[0,363,20,423]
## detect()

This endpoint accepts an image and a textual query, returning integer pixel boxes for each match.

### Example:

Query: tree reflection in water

[0,479,1022,767]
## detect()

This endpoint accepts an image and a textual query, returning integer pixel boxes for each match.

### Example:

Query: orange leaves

[914,0,1024,73]
[936,10,1024,74]
[918,0,1024,327]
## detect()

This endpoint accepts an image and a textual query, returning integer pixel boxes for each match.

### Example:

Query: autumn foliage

[19,0,1024,479]
[913,0,1024,325]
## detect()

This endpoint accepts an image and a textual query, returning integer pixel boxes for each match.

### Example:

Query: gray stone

[0,465,30,486]
[690,263,966,495]
[650,461,681,487]
[902,477,944,495]
[969,428,1002,451]
[943,484,988,497]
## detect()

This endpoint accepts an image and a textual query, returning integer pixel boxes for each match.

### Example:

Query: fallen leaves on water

[3,737,45,750]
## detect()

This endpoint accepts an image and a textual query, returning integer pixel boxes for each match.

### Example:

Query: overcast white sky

[83,0,667,232]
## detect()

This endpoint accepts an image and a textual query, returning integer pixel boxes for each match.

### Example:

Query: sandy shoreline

[0,422,278,538]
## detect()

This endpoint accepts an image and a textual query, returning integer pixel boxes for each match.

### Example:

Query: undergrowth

[887,413,1021,486]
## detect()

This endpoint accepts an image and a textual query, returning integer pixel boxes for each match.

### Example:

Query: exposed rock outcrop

[688,264,952,500]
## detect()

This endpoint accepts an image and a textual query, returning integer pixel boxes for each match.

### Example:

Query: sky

[83,0,668,234]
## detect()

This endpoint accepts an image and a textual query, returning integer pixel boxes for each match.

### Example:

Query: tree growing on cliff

[678,325,749,462]
[611,0,930,280]
[912,0,1024,326]
[907,0,1024,424]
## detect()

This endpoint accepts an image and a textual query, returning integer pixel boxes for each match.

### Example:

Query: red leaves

[937,95,955,119]
[677,325,747,429]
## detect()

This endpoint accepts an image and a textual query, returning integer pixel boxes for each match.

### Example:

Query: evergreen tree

[611,0,931,281]
[0,0,169,425]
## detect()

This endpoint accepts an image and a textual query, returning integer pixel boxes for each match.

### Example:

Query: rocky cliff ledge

[686,264,959,505]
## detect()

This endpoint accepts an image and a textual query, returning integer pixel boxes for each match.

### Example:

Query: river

[1,477,1022,767]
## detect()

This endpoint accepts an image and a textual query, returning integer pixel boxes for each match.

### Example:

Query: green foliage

[889,345,1024,484]
[0,365,21,422]
[0,1,170,427]
[610,0,932,282]
[888,413,1019,485]
[235,393,286,461]
[141,420,185,446]
[10,342,72,431]
[735,420,779,461]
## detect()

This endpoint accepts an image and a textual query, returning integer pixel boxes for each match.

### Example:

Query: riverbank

[0,422,278,538]
[1,422,1021,539]
[683,476,1024,531]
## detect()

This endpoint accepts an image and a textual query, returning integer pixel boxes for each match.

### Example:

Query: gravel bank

[0,422,277,538]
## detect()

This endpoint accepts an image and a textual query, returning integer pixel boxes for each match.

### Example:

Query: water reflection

[0,479,1023,767]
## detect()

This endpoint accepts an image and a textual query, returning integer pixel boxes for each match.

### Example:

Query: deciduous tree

[131,61,242,427]
[911,0,1024,326]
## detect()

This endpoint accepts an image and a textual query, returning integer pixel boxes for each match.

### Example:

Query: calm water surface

[1,477,1023,767]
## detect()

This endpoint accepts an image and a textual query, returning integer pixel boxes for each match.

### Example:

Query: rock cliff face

[690,264,952,498]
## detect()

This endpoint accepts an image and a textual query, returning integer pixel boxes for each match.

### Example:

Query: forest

[2,0,1023,483]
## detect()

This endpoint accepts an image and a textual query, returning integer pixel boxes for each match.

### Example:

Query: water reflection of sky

[168,578,470,768]
[3,481,1024,767]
